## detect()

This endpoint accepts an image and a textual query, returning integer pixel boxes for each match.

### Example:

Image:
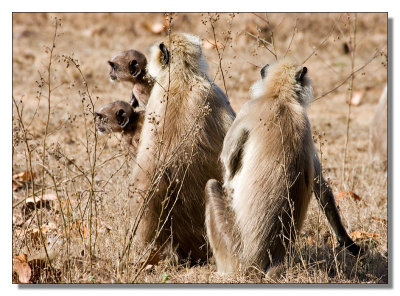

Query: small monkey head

[95,100,140,134]
[250,60,313,107]
[108,50,147,83]
[147,33,208,79]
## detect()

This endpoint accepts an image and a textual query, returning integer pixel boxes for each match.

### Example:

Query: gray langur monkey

[205,60,361,274]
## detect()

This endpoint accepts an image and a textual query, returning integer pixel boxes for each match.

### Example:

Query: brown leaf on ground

[335,191,362,202]
[56,198,77,214]
[139,245,162,271]
[31,222,58,244]
[63,220,88,238]
[15,222,57,246]
[12,171,34,191]
[371,216,387,225]
[22,193,58,214]
[350,231,379,240]
[13,254,31,283]
[15,253,28,263]
[323,232,337,247]
[25,193,58,204]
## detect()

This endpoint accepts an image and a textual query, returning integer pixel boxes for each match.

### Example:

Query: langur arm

[223,127,249,180]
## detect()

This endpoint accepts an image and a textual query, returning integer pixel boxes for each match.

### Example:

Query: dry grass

[12,12,388,284]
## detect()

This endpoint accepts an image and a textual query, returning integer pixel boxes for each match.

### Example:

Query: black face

[260,64,269,79]
[94,112,108,133]
[108,61,117,81]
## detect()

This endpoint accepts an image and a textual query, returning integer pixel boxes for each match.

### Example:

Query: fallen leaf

[13,181,21,191]
[323,232,336,247]
[56,199,77,214]
[75,220,88,238]
[371,216,387,225]
[350,231,379,240]
[23,193,58,214]
[335,191,362,202]
[13,254,31,283]
[41,222,57,233]
[15,253,27,263]
[12,171,34,191]
[350,90,363,106]
[63,220,88,238]
[13,171,34,182]
[145,264,154,271]
[25,193,57,204]
[139,245,161,271]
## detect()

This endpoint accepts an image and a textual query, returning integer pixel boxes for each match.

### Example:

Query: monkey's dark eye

[94,112,102,119]
[260,64,269,79]
[108,61,115,68]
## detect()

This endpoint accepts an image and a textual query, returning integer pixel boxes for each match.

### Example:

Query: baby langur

[108,49,154,107]
[205,60,360,275]
[95,97,144,157]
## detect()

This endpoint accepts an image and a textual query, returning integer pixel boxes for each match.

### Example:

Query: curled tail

[313,151,362,256]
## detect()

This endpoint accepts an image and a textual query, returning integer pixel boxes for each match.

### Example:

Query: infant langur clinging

[108,49,154,108]
[95,98,144,157]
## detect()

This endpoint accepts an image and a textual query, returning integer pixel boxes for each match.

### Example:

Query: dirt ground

[12,13,388,284]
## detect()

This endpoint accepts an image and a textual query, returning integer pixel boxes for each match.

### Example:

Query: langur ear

[129,60,141,77]
[116,109,129,128]
[260,64,269,79]
[159,43,170,65]
[296,67,308,82]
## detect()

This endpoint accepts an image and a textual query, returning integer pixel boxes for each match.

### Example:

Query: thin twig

[246,31,277,60]
[342,13,357,186]
[302,22,336,64]
[313,48,382,102]
[284,18,298,58]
